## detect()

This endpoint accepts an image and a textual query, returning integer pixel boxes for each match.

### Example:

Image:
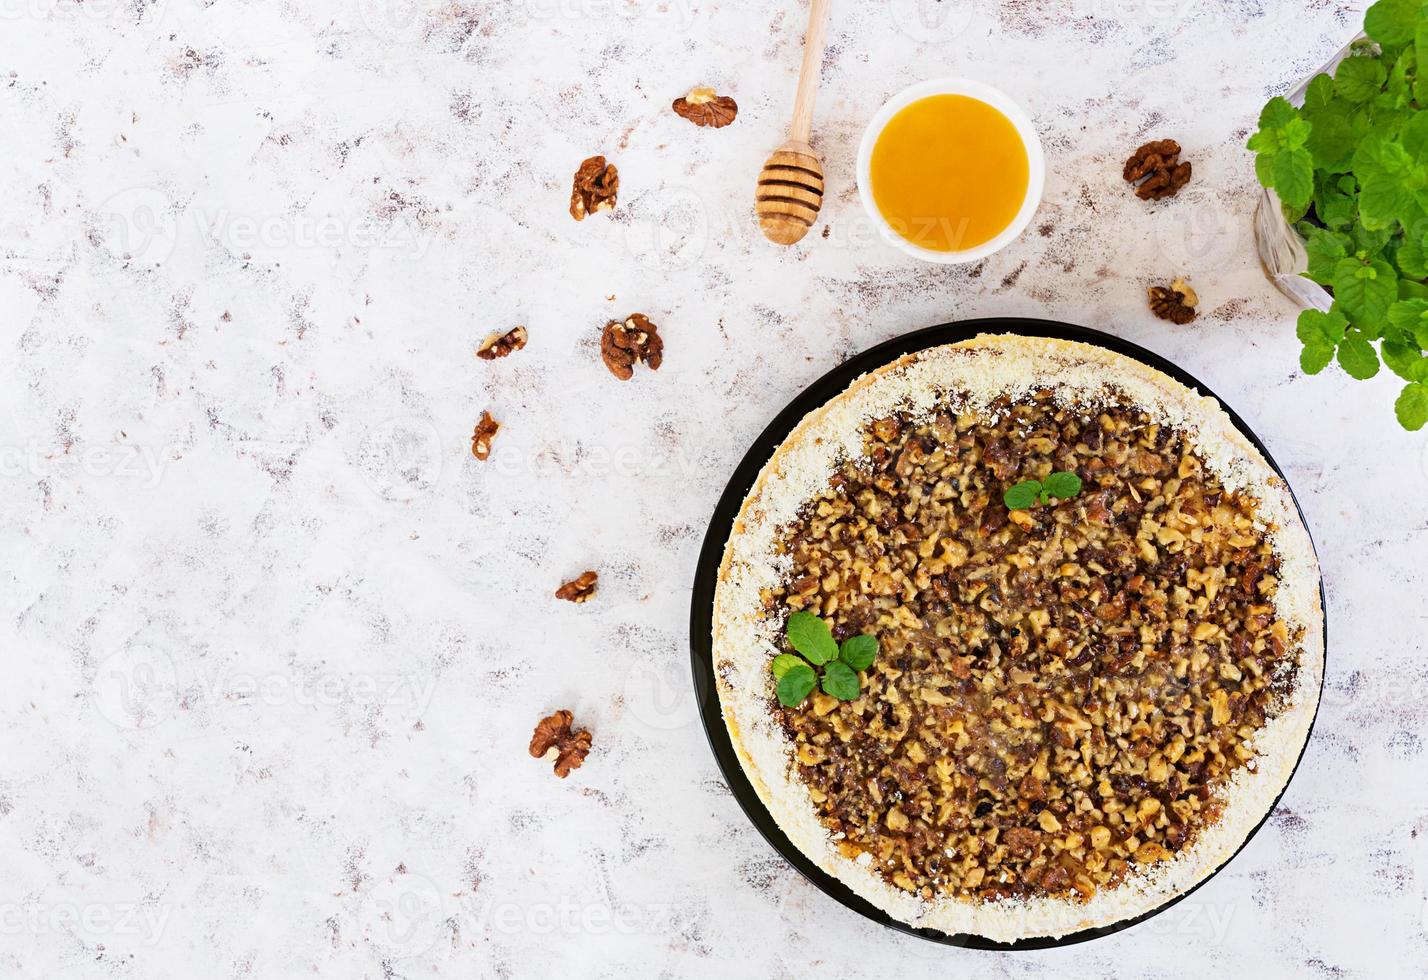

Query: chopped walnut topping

[529,709,592,778]
[672,86,738,128]
[1123,139,1192,200]
[570,155,618,221]
[768,392,1300,904]
[601,313,663,380]
[555,570,598,603]
[471,411,500,461]
[477,325,527,360]
[1148,278,1198,325]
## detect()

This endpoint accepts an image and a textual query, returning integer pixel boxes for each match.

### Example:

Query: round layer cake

[712,334,1323,942]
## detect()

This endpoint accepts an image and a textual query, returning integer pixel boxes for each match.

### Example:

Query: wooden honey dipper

[756,0,832,245]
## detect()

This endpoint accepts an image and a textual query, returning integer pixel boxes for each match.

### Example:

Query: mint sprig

[1004,471,1083,511]
[1247,1,1428,430]
[773,612,879,708]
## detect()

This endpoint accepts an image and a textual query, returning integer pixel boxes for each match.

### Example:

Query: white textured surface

[0,1,1423,977]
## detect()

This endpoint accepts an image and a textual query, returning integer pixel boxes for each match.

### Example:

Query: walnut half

[477,325,527,360]
[556,570,598,603]
[471,411,500,460]
[1148,278,1198,325]
[601,313,663,380]
[570,155,618,221]
[529,709,592,778]
[672,87,738,128]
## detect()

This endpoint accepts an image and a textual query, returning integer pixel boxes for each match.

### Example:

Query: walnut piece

[672,86,738,128]
[471,410,500,460]
[529,709,592,778]
[601,313,663,380]
[555,570,598,603]
[570,155,618,221]
[477,325,527,360]
[1123,139,1192,200]
[1148,278,1198,324]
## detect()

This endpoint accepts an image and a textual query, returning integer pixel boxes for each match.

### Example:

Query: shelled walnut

[1148,278,1198,324]
[477,325,527,360]
[556,570,598,603]
[601,313,663,380]
[471,411,500,460]
[767,391,1300,905]
[1123,139,1192,200]
[529,709,592,778]
[570,155,618,220]
[672,87,738,128]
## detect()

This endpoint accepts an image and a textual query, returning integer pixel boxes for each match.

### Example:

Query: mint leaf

[1333,257,1398,325]
[1313,172,1357,227]
[771,653,805,680]
[1397,230,1428,278]
[1354,135,1417,228]
[1304,72,1336,110]
[1255,95,1299,133]
[838,634,878,672]
[1383,339,1426,380]
[1366,0,1419,48]
[820,661,860,702]
[786,610,838,665]
[1301,343,1335,374]
[1302,226,1352,283]
[1305,102,1370,174]
[1396,382,1428,429]
[1387,298,1428,344]
[776,663,818,708]
[1297,308,1348,375]
[1336,55,1389,102]
[1258,142,1315,208]
[1337,332,1382,378]
[1249,97,1315,208]
[1297,307,1349,345]
[1004,480,1041,511]
[1043,471,1083,499]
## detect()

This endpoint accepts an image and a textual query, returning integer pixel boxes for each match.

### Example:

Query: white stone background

[1,0,1426,976]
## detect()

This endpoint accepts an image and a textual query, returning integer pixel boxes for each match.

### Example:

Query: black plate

[688,318,1326,950]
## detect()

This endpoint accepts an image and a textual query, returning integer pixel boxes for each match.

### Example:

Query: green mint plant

[1247,0,1428,429]
[1004,471,1082,511]
[772,611,879,708]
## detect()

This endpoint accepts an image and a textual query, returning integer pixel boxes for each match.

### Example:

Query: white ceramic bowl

[856,78,1045,264]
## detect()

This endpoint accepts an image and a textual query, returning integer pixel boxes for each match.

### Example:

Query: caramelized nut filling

[766,392,1301,903]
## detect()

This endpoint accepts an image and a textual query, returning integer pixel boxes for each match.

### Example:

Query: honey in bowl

[868,93,1030,253]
